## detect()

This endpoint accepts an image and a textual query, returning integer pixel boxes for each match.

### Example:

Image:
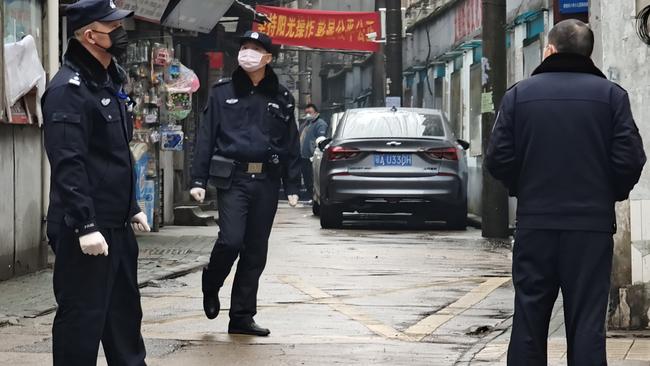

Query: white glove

[190,187,206,203]
[79,231,109,256]
[288,195,299,207]
[131,212,151,232]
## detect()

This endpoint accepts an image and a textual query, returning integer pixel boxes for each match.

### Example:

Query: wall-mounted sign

[559,0,589,14]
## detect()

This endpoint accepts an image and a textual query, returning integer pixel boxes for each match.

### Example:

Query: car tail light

[425,147,459,161]
[327,146,360,161]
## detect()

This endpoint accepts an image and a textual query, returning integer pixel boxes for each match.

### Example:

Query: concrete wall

[591,0,650,330]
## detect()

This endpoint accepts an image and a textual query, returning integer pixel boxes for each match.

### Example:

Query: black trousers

[507,229,613,366]
[48,223,146,366]
[204,172,280,322]
[300,157,313,200]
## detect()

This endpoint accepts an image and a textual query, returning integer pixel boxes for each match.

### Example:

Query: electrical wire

[637,5,650,45]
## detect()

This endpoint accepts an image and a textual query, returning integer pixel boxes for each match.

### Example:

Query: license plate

[374,153,412,167]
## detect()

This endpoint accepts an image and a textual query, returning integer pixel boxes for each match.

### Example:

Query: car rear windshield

[339,111,446,139]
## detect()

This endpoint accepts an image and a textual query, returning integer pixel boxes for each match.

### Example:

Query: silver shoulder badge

[101,98,111,107]
[68,75,81,86]
[226,98,239,105]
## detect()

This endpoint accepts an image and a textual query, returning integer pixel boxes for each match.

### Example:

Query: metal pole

[481,0,510,238]
[298,0,310,109]
[385,0,402,104]
[372,0,386,107]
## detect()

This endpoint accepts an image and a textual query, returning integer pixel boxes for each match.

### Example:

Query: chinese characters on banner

[455,0,482,43]
[254,6,381,52]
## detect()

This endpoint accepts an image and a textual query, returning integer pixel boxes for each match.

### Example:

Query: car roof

[344,107,444,116]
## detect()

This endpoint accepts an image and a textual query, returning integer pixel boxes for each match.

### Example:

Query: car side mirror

[457,139,470,150]
[317,137,332,151]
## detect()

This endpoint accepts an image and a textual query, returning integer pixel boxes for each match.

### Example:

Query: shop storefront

[122,20,199,231]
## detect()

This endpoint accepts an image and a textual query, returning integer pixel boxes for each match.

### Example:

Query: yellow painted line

[405,277,511,340]
[475,338,639,362]
[474,343,508,361]
[279,275,416,342]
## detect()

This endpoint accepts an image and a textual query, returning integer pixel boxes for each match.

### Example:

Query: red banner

[254,6,381,52]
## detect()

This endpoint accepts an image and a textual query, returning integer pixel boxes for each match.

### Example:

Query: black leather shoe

[228,321,270,336]
[202,268,220,320]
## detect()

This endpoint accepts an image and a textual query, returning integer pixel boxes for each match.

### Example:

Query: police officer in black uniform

[43,0,149,364]
[190,31,301,336]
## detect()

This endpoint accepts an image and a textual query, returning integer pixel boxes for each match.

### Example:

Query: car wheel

[312,200,320,216]
[446,202,468,231]
[320,203,342,229]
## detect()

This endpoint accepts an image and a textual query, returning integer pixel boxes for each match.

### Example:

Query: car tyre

[446,202,468,231]
[320,203,342,229]
[312,200,321,216]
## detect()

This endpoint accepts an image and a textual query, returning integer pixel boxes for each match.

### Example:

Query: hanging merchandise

[166,61,200,121]
[161,125,184,151]
[167,92,191,120]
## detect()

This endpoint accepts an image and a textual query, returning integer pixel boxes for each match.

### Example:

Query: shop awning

[118,0,172,24]
[162,0,236,33]
[225,1,271,24]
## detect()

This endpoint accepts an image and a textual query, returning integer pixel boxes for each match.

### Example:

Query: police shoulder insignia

[226,98,239,105]
[68,74,81,86]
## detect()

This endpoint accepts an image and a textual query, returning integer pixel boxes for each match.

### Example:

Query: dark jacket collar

[64,39,125,89]
[532,53,606,79]
[232,66,280,98]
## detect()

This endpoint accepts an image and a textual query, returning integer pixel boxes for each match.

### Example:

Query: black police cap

[240,31,273,53]
[65,0,134,34]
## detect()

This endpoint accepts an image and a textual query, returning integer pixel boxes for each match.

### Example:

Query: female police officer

[190,31,301,336]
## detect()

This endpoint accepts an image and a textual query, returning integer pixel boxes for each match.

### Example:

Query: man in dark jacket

[190,31,301,336]
[486,19,646,365]
[42,0,150,364]
[299,103,328,202]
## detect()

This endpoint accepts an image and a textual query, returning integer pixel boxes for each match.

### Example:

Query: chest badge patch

[226,98,239,105]
[101,98,111,107]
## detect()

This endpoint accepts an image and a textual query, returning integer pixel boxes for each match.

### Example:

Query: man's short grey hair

[74,23,96,40]
[547,19,594,57]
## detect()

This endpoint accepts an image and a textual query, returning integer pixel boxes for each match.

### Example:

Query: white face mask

[238,49,268,72]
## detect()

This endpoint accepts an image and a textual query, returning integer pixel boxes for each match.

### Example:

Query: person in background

[299,103,328,203]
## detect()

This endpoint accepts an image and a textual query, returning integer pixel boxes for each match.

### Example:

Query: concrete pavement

[0,205,648,365]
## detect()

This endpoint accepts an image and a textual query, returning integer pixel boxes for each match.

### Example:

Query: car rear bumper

[323,174,465,212]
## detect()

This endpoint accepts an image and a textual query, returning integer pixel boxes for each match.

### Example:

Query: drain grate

[140,248,192,256]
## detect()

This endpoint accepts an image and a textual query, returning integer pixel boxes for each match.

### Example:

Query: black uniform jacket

[486,53,646,232]
[191,66,301,195]
[43,39,140,236]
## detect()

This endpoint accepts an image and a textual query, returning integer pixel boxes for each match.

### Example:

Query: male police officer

[486,20,646,365]
[43,0,150,364]
[190,31,301,336]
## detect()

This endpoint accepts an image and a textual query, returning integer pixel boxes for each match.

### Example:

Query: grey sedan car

[313,107,469,229]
